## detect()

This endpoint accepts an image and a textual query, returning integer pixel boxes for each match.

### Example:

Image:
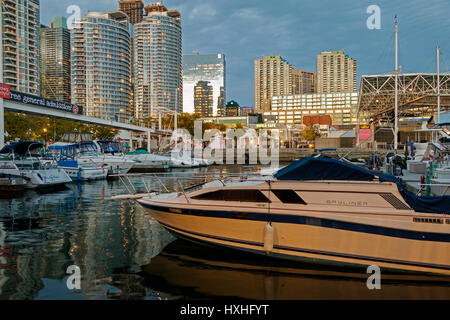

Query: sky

[41,0,450,108]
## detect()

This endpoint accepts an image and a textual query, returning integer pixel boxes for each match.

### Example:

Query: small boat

[0,142,72,189]
[125,148,170,173]
[136,157,450,276]
[47,144,108,181]
[0,172,27,194]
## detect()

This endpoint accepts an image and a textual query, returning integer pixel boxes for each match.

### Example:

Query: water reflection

[0,165,448,300]
[140,240,450,300]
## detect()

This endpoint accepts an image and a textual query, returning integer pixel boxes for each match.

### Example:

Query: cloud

[40,0,450,107]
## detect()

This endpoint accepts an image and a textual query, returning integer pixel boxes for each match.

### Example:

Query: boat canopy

[0,141,44,155]
[274,157,449,214]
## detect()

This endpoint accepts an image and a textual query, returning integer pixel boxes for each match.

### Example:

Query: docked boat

[125,149,170,173]
[0,172,27,194]
[47,144,108,181]
[0,142,72,189]
[136,157,450,276]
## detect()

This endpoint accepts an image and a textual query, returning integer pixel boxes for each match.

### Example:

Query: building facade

[254,56,292,113]
[193,80,213,117]
[264,92,359,125]
[183,53,226,116]
[118,0,144,25]
[292,69,315,94]
[134,3,182,118]
[1,0,40,95]
[40,17,71,103]
[71,11,132,121]
[316,50,357,94]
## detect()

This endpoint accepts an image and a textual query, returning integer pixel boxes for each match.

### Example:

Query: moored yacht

[0,142,72,189]
[136,157,450,275]
[125,148,170,172]
[47,144,108,181]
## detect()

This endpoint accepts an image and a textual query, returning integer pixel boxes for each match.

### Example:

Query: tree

[300,126,320,142]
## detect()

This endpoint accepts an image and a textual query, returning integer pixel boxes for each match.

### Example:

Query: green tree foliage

[300,126,320,142]
[5,112,119,142]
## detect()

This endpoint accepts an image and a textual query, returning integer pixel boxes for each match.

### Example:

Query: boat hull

[139,202,450,276]
[62,166,108,181]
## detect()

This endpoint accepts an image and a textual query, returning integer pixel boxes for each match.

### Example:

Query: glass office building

[71,11,132,121]
[134,3,182,118]
[183,53,225,116]
[1,0,40,95]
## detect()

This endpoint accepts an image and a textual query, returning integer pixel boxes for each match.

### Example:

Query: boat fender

[264,222,274,254]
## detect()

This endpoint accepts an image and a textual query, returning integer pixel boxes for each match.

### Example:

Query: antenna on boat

[394,15,399,151]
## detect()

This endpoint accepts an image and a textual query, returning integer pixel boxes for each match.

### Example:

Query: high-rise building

[183,53,226,116]
[118,0,144,24]
[134,3,182,118]
[292,70,315,94]
[254,56,292,113]
[265,92,359,125]
[1,0,40,95]
[40,17,71,103]
[71,11,132,121]
[316,50,357,94]
[225,100,240,117]
[194,81,213,117]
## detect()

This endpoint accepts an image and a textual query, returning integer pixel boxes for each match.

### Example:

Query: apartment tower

[134,3,182,118]
[71,11,132,120]
[292,70,316,94]
[254,56,292,113]
[1,0,40,95]
[40,17,71,103]
[118,0,144,24]
[316,50,357,94]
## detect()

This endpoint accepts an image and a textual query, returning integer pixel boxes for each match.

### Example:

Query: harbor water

[0,165,449,300]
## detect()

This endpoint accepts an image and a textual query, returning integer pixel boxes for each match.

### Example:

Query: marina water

[0,165,449,300]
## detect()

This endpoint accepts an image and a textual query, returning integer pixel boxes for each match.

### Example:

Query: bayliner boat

[47,144,108,181]
[0,142,72,189]
[136,157,450,276]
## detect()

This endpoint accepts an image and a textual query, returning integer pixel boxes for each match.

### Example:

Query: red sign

[0,83,10,99]
[359,129,372,141]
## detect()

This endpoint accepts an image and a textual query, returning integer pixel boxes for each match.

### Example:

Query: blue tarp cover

[274,157,449,214]
[0,141,44,155]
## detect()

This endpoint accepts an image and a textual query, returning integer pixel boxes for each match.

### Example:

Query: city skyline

[35,0,450,109]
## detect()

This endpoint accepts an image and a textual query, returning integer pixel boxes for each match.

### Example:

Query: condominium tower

[40,17,71,103]
[292,70,316,94]
[134,3,182,118]
[254,56,292,113]
[316,50,357,94]
[183,53,226,116]
[118,0,144,24]
[1,0,40,95]
[71,11,132,120]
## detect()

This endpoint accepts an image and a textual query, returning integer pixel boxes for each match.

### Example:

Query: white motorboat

[52,141,135,176]
[47,144,108,181]
[0,142,72,189]
[124,149,170,172]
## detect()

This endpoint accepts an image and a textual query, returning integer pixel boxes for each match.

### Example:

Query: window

[192,189,271,203]
[272,190,307,204]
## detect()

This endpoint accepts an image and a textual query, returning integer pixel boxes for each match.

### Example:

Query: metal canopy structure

[357,73,450,124]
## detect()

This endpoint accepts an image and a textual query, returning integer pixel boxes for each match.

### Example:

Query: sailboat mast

[394,16,399,151]
[437,46,441,125]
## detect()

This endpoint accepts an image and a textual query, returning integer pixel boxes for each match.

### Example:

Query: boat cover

[274,157,449,214]
[0,141,44,155]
